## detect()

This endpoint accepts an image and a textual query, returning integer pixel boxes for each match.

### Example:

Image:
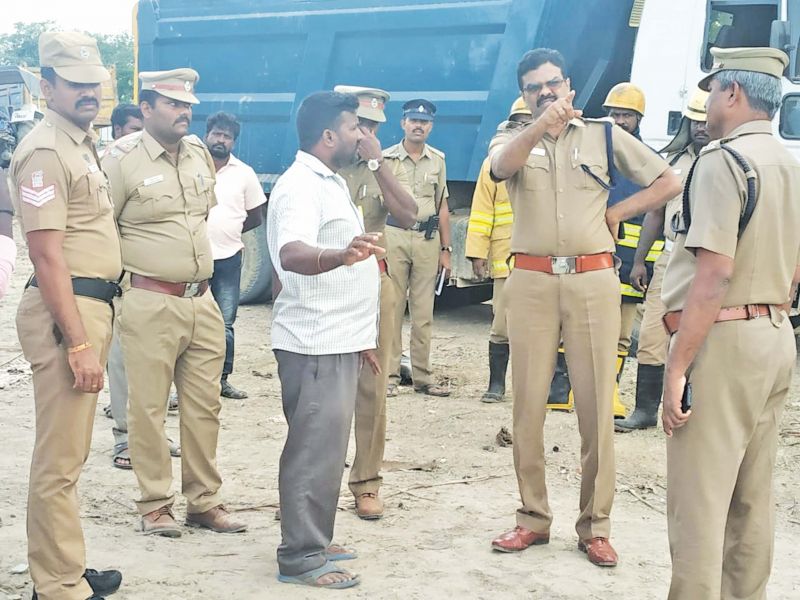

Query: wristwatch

[441,245,453,252]
[367,158,383,172]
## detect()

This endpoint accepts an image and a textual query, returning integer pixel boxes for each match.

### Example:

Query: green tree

[0,22,134,103]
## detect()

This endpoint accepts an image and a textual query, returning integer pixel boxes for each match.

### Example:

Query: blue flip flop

[277,561,360,589]
[326,544,358,561]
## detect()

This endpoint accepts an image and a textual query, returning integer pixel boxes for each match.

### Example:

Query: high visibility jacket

[465,157,513,278]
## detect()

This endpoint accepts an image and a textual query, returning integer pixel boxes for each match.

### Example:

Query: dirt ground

[1,248,800,600]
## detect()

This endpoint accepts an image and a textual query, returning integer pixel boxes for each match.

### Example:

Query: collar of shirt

[295,150,347,186]
[44,108,97,146]
[141,129,196,162]
[397,141,433,161]
[217,153,244,174]
[722,120,773,141]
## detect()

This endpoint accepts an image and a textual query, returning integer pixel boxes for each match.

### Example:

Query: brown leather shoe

[491,526,550,552]
[355,492,384,520]
[141,505,182,538]
[578,537,618,567]
[186,505,247,533]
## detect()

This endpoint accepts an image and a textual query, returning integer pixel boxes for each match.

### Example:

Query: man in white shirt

[267,91,381,590]
[205,112,266,399]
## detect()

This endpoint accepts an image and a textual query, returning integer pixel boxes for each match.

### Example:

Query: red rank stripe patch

[20,184,56,207]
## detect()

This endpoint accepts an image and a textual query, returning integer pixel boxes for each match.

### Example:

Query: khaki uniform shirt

[102,130,217,283]
[662,121,800,311]
[663,145,698,241]
[383,141,448,221]
[339,156,410,251]
[489,118,669,256]
[10,109,121,280]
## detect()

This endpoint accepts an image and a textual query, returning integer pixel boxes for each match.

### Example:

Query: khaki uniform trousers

[489,276,509,344]
[667,315,794,599]
[118,287,225,515]
[618,301,639,354]
[349,271,396,495]
[16,289,113,600]
[507,267,619,540]
[636,251,669,366]
[386,226,440,387]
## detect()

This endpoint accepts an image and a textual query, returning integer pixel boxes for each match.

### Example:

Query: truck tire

[239,218,272,305]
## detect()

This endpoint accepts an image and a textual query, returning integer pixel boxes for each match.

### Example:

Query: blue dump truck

[135,0,642,303]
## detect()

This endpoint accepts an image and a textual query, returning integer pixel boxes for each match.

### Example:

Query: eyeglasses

[522,78,565,95]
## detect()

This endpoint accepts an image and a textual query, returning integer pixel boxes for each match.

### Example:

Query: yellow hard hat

[509,96,531,118]
[685,87,709,122]
[603,82,646,116]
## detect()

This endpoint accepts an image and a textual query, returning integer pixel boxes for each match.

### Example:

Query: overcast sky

[0,0,138,35]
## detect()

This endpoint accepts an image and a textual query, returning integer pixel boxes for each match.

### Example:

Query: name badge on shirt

[673,168,682,175]
[87,163,99,174]
[143,174,164,187]
[530,147,546,156]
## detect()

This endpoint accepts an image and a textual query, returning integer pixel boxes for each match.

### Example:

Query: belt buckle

[411,221,421,231]
[746,304,761,319]
[183,282,201,298]
[551,256,577,274]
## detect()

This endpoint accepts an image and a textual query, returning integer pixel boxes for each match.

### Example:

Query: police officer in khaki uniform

[102,69,246,538]
[12,32,123,600]
[466,97,532,402]
[334,85,417,519]
[616,87,710,432]
[384,99,452,397]
[488,48,680,566]
[662,47,800,598]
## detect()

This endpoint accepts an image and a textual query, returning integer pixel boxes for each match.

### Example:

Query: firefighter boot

[547,348,573,411]
[481,342,509,403]
[615,364,664,432]
[612,351,628,419]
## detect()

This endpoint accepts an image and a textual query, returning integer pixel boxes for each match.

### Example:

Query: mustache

[537,94,556,107]
[75,98,98,109]
[174,116,191,126]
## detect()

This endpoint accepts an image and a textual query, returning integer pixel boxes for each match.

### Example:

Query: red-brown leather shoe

[491,526,550,552]
[578,537,618,567]
[186,505,247,533]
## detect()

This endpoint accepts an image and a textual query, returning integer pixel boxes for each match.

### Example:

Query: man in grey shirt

[267,91,382,590]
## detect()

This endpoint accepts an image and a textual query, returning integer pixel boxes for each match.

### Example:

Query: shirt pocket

[524,154,551,191]
[86,170,113,215]
[574,146,610,190]
[127,180,169,223]
[419,171,439,200]
[189,174,214,216]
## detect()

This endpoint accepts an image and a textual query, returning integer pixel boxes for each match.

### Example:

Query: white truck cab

[632,0,800,158]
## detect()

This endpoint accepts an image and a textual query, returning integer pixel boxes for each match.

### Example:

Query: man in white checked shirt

[266,91,381,590]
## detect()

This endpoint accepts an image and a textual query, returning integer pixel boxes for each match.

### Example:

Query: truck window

[780,94,800,138]
[702,0,779,70]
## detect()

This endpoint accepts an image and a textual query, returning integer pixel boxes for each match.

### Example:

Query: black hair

[206,111,241,139]
[40,66,57,85]
[296,91,359,152]
[111,104,143,130]
[516,48,567,90]
[138,89,159,108]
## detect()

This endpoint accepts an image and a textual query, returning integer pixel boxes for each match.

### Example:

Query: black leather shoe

[221,379,248,399]
[84,568,122,596]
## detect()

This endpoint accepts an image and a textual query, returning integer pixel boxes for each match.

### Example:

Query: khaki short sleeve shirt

[662,121,800,310]
[489,119,669,256]
[102,131,217,283]
[663,147,697,241]
[383,142,448,221]
[10,109,121,280]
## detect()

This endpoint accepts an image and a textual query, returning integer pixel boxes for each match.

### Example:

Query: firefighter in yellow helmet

[547,82,663,417]
[615,87,711,432]
[466,97,532,402]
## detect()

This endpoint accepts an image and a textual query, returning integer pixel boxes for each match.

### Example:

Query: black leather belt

[386,214,438,232]
[29,276,122,305]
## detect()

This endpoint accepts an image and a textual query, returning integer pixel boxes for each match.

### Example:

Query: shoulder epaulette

[698,140,722,156]
[382,143,402,159]
[106,131,143,159]
[183,134,205,148]
[428,145,445,159]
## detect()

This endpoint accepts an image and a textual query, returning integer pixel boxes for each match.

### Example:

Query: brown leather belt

[130,273,209,298]
[378,259,388,274]
[662,304,771,335]
[513,252,614,275]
